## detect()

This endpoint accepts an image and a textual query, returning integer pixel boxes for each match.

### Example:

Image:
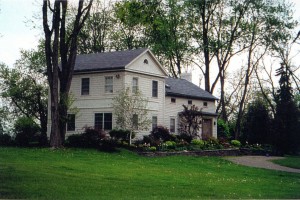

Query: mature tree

[112,87,151,145]
[112,0,148,50]
[0,48,48,144]
[112,0,192,77]
[43,0,93,148]
[178,105,203,138]
[273,63,300,154]
[241,97,272,144]
[76,0,114,54]
[144,0,191,77]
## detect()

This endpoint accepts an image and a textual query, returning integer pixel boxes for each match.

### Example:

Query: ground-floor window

[170,118,175,133]
[152,116,157,131]
[132,114,138,130]
[67,114,75,131]
[95,113,112,130]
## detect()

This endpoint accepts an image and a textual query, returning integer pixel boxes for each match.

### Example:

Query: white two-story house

[47,48,218,139]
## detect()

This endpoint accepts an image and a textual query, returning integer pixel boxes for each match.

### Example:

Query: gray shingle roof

[165,77,218,101]
[74,48,148,72]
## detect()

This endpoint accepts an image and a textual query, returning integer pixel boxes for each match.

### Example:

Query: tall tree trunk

[43,0,93,148]
[219,72,228,121]
[201,1,211,93]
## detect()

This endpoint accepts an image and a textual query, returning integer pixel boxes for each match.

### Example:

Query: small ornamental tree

[178,105,202,138]
[112,87,151,145]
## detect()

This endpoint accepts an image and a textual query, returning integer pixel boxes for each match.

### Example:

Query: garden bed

[138,148,271,157]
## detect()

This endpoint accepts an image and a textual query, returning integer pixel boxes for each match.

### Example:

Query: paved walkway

[226,156,300,173]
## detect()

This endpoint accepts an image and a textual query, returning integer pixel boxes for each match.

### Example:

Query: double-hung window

[95,113,112,130]
[152,116,157,131]
[152,80,158,97]
[67,114,75,131]
[81,78,90,95]
[105,76,113,93]
[170,118,175,133]
[132,114,138,130]
[132,77,138,93]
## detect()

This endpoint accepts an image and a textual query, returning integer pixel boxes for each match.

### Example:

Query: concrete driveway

[226,156,300,173]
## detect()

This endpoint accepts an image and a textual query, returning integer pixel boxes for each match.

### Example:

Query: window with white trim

[95,113,112,130]
[170,118,175,133]
[132,77,138,93]
[152,116,157,131]
[132,114,138,130]
[105,76,113,93]
[152,80,158,97]
[81,78,90,95]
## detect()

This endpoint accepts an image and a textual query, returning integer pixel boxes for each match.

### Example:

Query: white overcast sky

[0,0,300,68]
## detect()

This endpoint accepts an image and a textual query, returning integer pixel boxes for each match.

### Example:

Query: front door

[202,119,212,139]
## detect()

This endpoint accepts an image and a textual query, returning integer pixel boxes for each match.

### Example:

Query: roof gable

[73,48,148,72]
[165,77,218,101]
[73,48,167,77]
[126,50,168,77]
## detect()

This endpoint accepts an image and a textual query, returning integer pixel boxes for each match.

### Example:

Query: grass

[272,156,300,169]
[0,147,300,199]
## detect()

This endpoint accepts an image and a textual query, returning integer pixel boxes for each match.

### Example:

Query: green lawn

[0,147,300,199]
[272,156,300,169]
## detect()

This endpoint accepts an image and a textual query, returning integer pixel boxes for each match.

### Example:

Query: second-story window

[188,100,192,105]
[152,80,158,97]
[203,102,208,107]
[132,77,138,93]
[105,76,113,93]
[81,78,90,95]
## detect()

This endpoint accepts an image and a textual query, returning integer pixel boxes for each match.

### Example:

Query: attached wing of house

[47,48,218,139]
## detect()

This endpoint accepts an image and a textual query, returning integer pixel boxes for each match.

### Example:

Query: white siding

[63,59,166,137]
[164,96,217,138]
[126,52,166,77]
[46,50,218,140]
[124,72,165,139]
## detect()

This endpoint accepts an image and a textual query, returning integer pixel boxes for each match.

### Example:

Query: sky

[1,0,300,68]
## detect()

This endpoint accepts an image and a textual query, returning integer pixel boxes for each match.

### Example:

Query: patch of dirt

[226,156,300,173]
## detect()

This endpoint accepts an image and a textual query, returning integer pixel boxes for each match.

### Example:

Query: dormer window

[144,59,148,64]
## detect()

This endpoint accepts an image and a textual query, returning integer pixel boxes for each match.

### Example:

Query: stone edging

[138,148,270,157]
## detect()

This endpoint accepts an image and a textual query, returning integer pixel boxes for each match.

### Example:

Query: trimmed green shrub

[150,126,172,142]
[203,137,221,149]
[66,134,83,147]
[66,127,107,148]
[164,141,176,149]
[231,140,241,148]
[149,146,157,151]
[191,139,204,146]
[177,133,193,143]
